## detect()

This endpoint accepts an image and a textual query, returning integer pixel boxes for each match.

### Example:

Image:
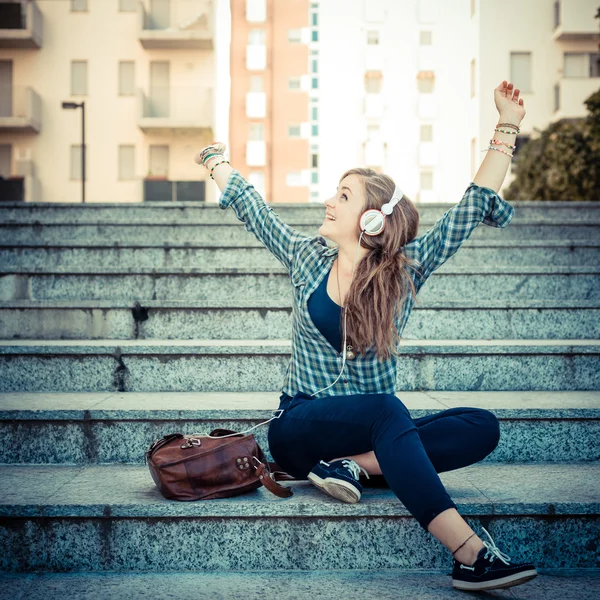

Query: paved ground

[1,569,598,600]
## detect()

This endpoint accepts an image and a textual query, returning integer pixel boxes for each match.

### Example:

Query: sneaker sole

[452,568,538,591]
[307,472,361,503]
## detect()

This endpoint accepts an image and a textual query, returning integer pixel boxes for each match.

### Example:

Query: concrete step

[2,199,599,223]
[1,569,599,600]
[1,266,598,303]
[1,299,598,340]
[0,339,598,392]
[0,391,598,465]
[0,462,598,572]
[2,221,600,245]
[1,240,598,269]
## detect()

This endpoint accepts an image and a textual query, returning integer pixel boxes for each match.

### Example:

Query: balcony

[0,1,42,48]
[0,86,41,133]
[138,0,214,49]
[553,0,600,41]
[419,142,438,167]
[364,140,385,167]
[143,179,206,202]
[246,92,266,118]
[364,93,384,118]
[551,77,600,122]
[247,141,266,166]
[246,44,267,70]
[138,86,213,135]
[417,94,437,119]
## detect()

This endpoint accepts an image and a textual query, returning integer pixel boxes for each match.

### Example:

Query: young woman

[196,81,536,592]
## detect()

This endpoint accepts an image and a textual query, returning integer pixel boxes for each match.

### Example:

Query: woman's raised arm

[472,80,526,193]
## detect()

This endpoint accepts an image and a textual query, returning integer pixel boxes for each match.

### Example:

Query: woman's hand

[494,80,526,125]
[195,142,227,170]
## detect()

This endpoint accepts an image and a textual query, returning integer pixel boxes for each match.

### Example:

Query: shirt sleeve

[404,182,515,291]
[218,169,314,275]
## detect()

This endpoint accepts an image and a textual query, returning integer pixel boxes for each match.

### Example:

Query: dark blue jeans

[267,391,500,531]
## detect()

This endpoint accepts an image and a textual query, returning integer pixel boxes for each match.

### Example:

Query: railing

[0,85,41,130]
[138,85,212,121]
[143,179,206,202]
[139,0,212,31]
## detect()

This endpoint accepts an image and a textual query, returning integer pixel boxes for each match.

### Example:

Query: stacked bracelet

[481,122,520,158]
[209,159,230,180]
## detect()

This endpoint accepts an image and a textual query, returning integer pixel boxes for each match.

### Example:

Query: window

[311,124,318,136]
[365,76,382,93]
[510,52,532,93]
[564,53,600,77]
[248,171,265,195]
[312,13,318,26]
[249,75,264,92]
[289,125,301,138]
[311,30,319,42]
[420,124,433,142]
[420,170,433,190]
[470,58,475,98]
[420,31,432,45]
[71,61,88,96]
[312,59,318,73]
[119,0,136,11]
[118,61,135,96]
[70,145,87,180]
[312,77,318,89]
[248,29,266,45]
[367,31,379,45]
[367,125,380,140]
[249,123,264,141]
[311,171,318,184]
[289,77,301,90]
[148,146,169,178]
[312,106,318,120]
[312,154,318,168]
[71,0,87,11]
[288,29,302,43]
[118,145,135,180]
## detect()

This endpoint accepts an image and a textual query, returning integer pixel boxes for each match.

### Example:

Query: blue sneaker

[451,527,538,591]
[307,458,370,503]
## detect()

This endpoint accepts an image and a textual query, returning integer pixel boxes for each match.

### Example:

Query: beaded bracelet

[497,122,520,133]
[486,146,514,158]
[209,159,230,180]
[494,127,518,135]
[490,138,517,150]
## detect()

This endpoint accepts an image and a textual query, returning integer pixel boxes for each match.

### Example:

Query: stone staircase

[0,199,599,598]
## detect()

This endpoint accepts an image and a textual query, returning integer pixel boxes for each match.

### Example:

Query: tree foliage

[505,87,600,201]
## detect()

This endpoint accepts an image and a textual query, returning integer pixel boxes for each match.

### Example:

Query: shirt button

[343,379,348,383]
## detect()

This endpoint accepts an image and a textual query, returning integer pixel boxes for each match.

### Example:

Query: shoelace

[341,459,370,481]
[459,526,512,571]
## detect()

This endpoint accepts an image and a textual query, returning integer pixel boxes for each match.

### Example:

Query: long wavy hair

[338,167,423,362]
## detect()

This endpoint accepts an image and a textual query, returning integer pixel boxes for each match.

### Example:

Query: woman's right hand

[494,80,526,125]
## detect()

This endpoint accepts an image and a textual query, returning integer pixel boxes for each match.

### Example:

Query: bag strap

[254,458,294,498]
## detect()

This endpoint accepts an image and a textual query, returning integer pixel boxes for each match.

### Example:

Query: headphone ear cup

[360,210,385,235]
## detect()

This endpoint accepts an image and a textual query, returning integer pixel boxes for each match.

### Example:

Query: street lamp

[61,101,86,203]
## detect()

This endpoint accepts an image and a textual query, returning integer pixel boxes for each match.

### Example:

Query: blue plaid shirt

[219,169,514,400]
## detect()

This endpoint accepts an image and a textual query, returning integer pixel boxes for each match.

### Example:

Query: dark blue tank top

[280,267,342,403]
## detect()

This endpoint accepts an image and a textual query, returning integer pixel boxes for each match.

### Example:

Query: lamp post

[61,101,85,203]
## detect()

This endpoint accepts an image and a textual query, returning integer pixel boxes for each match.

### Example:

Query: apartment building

[0,0,224,203]
[229,0,313,204]
[313,0,600,205]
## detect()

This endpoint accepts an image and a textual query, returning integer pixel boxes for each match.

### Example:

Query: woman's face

[319,174,366,244]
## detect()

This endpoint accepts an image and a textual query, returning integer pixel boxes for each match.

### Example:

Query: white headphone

[309,184,404,397]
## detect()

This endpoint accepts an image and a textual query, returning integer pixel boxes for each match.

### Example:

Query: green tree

[505,88,600,201]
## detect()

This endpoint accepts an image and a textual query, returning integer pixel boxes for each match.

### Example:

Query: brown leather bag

[145,428,297,501]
